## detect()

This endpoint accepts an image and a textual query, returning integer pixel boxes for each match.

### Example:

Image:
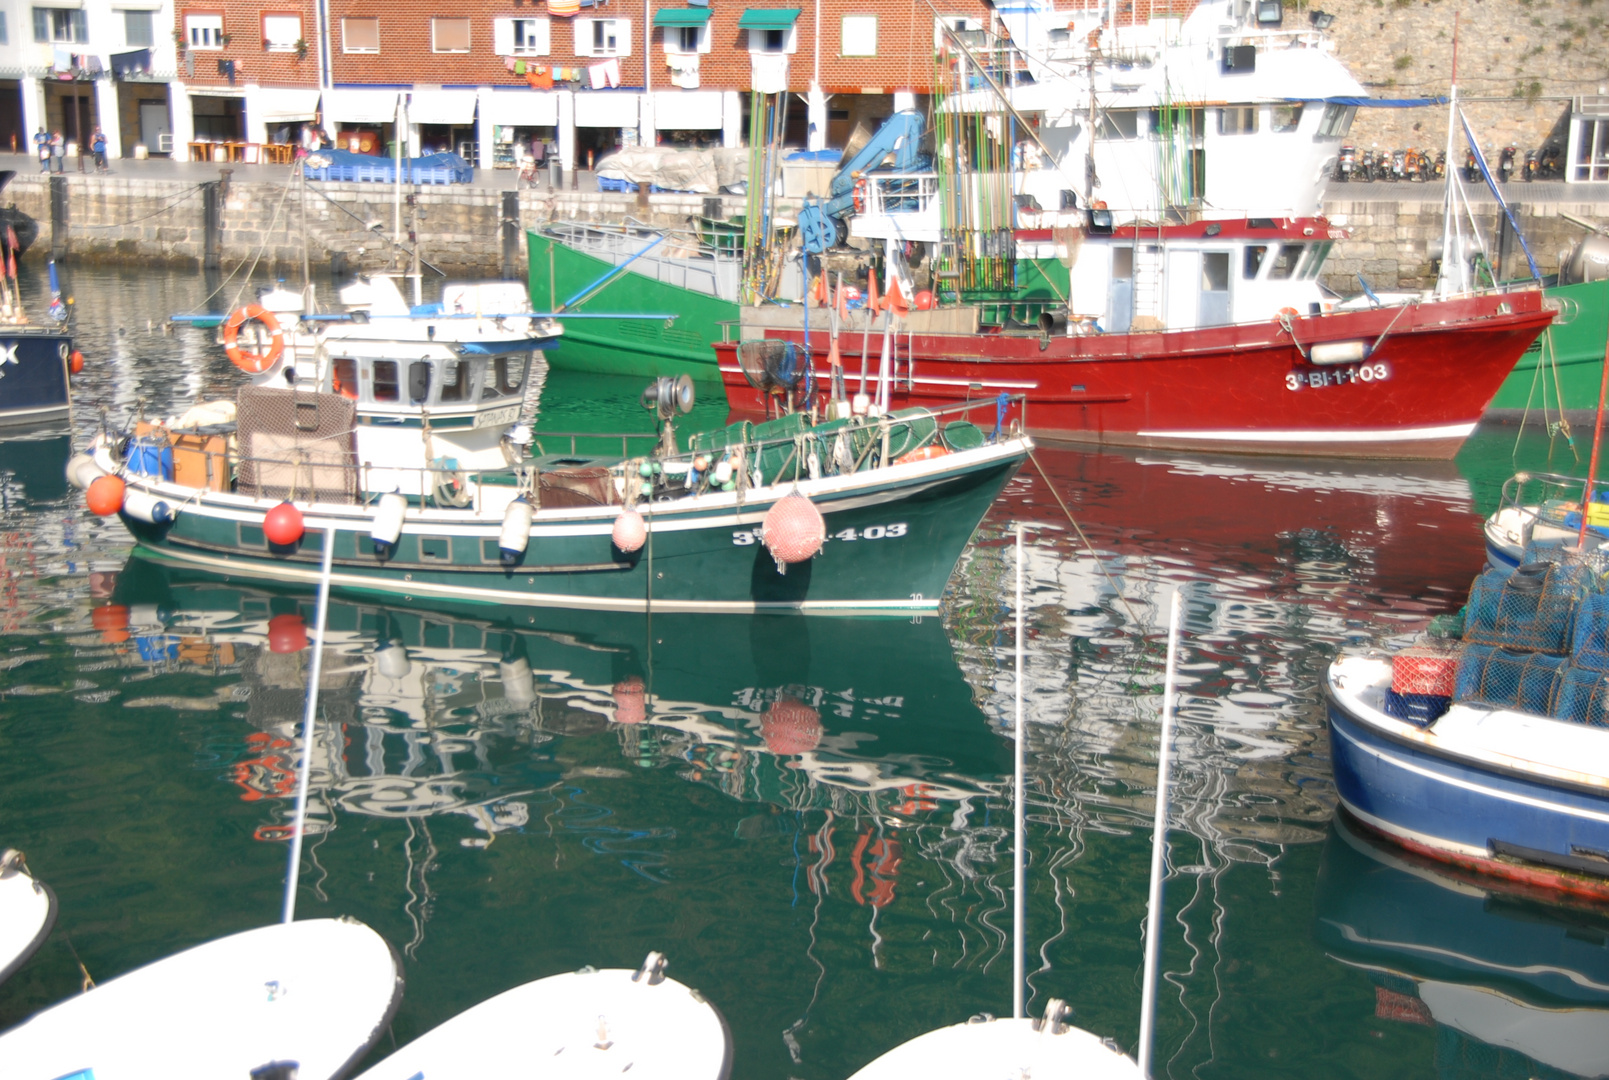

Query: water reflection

[1315,814,1609,1079]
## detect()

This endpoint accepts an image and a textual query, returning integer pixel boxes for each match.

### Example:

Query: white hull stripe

[1335,796,1491,860]
[138,544,942,615]
[1333,720,1609,827]
[1137,423,1477,443]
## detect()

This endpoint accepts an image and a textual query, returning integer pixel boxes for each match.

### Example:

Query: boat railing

[1498,470,1595,517]
[131,397,1028,512]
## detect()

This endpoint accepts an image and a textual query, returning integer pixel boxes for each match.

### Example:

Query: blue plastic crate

[598,176,639,193]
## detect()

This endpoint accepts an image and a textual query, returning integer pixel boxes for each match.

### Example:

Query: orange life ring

[853,178,869,214]
[896,444,950,465]
[1276,306,1300,320]
[223,304,285,374]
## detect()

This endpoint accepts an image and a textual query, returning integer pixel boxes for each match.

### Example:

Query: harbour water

[2,264,1605,1078]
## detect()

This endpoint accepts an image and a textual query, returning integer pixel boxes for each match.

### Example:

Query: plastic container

[1391,648,1459,696]
[124,436,174,481]
[1383,690,1450,727]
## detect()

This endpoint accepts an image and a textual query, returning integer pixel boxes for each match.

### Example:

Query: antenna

[1138,589,1183,1078]
[1013,522,1026,1020]
[282,526,337,924]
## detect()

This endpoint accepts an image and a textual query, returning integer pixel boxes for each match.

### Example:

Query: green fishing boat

[527,224,737,382]
[1485,276,1609,423]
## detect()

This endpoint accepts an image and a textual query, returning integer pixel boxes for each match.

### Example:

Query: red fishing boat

[717,218,1552,460]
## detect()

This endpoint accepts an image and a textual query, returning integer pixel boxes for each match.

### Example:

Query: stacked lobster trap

[1386,542,1609,727]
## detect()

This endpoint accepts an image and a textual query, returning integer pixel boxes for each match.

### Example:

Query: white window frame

[663,22,709,55]
[494,16,549,55]
[576,17,630,57]
[431,16,471,53]
[186,13,224,49]
[746,24,796,54]
[342,16,378,52]
[840,14,875,56]
[262,13,301,51]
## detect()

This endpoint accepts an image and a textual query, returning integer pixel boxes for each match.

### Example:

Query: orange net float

[761,697,823,755]
[223,303,285,374]
[852,178,869,214]
[895,445,950,465]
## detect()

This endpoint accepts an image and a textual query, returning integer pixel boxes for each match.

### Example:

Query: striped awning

[737,8,799,27]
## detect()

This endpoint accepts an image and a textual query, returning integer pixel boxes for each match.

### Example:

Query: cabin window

[438,360,471,403]
[1218,107,1257,135]
[1270,104,1303,133]
[408,361,431,404]
[419,537,452,561]
[332,357,359,400]
[1317,103,1356,138]
[1268,244,1304,280]
[1096,108,1141,140]
[1299,241,1332,279]
[372,360,400,402]
[1148,106,1203,140]
[1200,252,1231,326]
[1243,245,1268,279]
[485,355,527,399]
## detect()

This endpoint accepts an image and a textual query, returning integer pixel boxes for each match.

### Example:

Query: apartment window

[1218,106,1256,135]
[1317,102,1355,138]
[122,9,153,45]
[666,24,706,53]
[578,17,629,56]
[1096,108,1141,140]
[185,12,223,48]
[933,14,981,49]
[262,13,300,51]
[33,7,89,43]
[841,14,875,56]
[494,16,549,55]
[753,26,789,52]
[1270,103,1303,133]
[432,17,470,53]
[342,17,378,52]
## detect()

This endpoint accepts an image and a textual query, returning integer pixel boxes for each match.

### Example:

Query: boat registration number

[1286,362,1390,391]
[733,522,908,545]
[475,405,522,429]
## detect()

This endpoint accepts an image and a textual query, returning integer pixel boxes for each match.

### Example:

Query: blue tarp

[305,149,474,184]
[1283,96,1447,107]
[785,149,841,162]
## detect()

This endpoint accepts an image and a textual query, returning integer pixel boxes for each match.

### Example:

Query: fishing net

[236,387,358,504]
[1573,593,1609,673]
[1522,536,1609,580]
[1552,665,1609,727]
[1453,644,1566,714]
[1463,562,1590,655]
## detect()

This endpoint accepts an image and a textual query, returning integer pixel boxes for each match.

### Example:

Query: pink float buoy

[612,509,647,553]
[761,494,825,569]
[761,697,823,755]
[614,677,646,724]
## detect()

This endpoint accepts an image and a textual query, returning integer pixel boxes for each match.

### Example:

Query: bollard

[201,180,220,271]
[501,190,519,281]
[49,175,67,260]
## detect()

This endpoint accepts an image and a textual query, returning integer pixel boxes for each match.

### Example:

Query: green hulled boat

[1485,277,1609,423]
[527,224,737,382]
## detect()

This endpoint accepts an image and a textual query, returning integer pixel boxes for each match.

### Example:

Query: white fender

[121,488,174,525]
[370,492,408,553]
[499,498,534,563]
[65,453,105,491]
[375,639,412,679]
[500,657,535,705]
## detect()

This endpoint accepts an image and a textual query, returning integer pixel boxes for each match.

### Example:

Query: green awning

[654,8,712,26]
[738,7,800,28]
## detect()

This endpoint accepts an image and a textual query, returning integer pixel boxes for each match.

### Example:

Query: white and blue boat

[1326,551,1609,900]
[1481,470,1609,572]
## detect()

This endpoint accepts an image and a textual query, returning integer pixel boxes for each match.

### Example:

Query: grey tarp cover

[594,147,748,193]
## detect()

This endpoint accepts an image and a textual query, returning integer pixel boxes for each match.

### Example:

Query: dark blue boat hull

[0,330,72,427]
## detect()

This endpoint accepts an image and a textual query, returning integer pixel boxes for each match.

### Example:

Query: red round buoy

[761,697,822,755]
[68,350,84,375]
[267,613,308,654]
[85,474,126,516]
[913,289,935,311]
[612,509,647,553]
[91,604,130,642]
[762,495,825,566]
[263,501,304,546]
[613,677,646,724]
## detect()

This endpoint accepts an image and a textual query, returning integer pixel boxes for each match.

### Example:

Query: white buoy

[499,497,535,564]
[500,656,536,705]
[374,639,412,679]
[64,453,105,491]
[120,488,174,525]
[0,850,56,987]
[369,492,407,556]
[0,918,404,1080]
[352,952,732,1080]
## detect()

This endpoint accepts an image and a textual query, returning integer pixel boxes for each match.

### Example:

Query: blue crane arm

[827,110,926,200]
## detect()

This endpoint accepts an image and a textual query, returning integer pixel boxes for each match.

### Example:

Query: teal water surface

[1,265,1606,1079]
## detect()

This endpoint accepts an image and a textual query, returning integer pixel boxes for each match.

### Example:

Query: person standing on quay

[33,128,48,172]
[91,128,108,173]
[49,131,65,174]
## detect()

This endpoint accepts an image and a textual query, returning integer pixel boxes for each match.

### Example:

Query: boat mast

[1437,14,1461,298]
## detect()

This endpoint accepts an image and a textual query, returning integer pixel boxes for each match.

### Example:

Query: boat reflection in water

[1315,813,1609,1079]
[106,557,1007,908]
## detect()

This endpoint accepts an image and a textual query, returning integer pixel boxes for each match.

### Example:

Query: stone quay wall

[8,172,1609,298]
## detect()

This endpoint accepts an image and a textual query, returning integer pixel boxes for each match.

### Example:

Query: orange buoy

[223,303,285,373]
[914,289,935,311]
[761,697,823,755]
[92,604,130,643]
[613,677,647,724]
[895,445,950,465]
[612,509,647,553]
[267,613,308,654]
[85,474,126,516]
[762,494,825,569]
[852,178,869,214]
[68,350,84,374]
[263,501,304,546]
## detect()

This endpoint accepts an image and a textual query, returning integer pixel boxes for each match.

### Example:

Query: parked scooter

[1336,144,1357,182]
[1403,148,1423,182]
[1464,149,1480,182]
[1389,149,1407,181]
[1432,150,1447,180]
[1538,142,1564,179]
[1499,145,1517,183]
[1524,148,1539,181]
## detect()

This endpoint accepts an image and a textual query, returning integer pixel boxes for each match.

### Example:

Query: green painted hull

[526,231,736,380]
[118,444,1025,615]
[1486,278,1609,420]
